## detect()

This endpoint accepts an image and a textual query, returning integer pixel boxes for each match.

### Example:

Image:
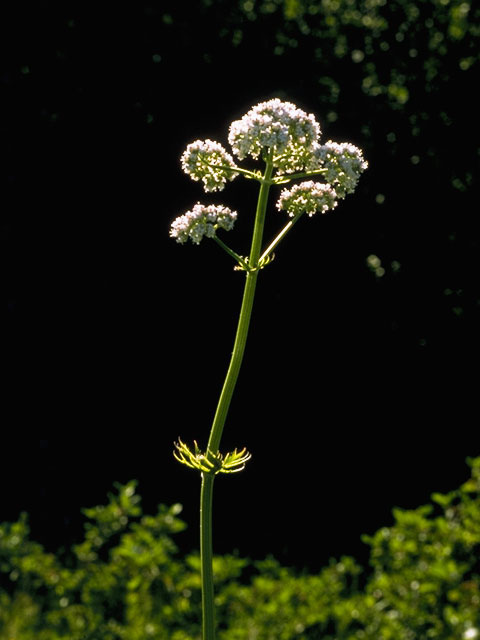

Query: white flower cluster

[173,101,367,246]
[313,141,368,199]
[276,181,338,217]
[228,98,321,174]
[181,139,239,192]
[170,203,237,245]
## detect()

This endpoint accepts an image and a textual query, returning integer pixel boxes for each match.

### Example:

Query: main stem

[200,159,274,640]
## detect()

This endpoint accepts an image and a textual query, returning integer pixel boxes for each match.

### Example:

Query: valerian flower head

[181,139,239,192]
[170,203,237,245]
[276,181,338,217]
[312,141,368,199]
[228,98,321,174]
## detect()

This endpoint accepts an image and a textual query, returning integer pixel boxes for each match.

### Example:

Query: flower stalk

[259,213,302,264]
[169,98,367,639]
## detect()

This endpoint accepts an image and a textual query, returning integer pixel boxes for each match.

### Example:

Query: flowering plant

[170,98,367,639]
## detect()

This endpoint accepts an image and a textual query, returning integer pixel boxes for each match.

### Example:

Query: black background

[2,1,479,572]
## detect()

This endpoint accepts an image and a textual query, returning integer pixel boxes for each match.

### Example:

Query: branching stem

[259,213,304,263]
[204,161,259,180]
[273,167,328,184]
[212,235,249,270]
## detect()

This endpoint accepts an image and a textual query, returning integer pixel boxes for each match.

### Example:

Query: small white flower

[170,203,237,245]
[312,141,368,198]
[181,139,239,192]
[276,181,338,217]
[228,99,321,173]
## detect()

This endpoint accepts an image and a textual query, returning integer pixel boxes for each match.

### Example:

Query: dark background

[2,0,479,571]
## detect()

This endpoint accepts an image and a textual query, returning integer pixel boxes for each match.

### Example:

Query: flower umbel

[170,203,237,245]
[181,139,239,192]
[312,141,368,198]
[228,98,321,174]
[277,181,338,217]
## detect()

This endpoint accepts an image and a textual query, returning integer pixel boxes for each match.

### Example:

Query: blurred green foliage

[6,0,479,359]
[1,459,479,638]
[233,0,479,106]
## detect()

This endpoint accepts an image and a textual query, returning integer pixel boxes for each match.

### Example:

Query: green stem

[199,158,274,640]
[200,473,215,640]
[204,161,259,181]
[273,167,327,184]
[212,235,249,270]
[207,158,273,453]
[259,212,304,263]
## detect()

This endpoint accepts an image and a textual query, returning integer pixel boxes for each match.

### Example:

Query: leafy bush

[1,460,479,638]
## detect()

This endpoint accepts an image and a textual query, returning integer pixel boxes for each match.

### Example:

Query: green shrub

[1,460,479,638]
